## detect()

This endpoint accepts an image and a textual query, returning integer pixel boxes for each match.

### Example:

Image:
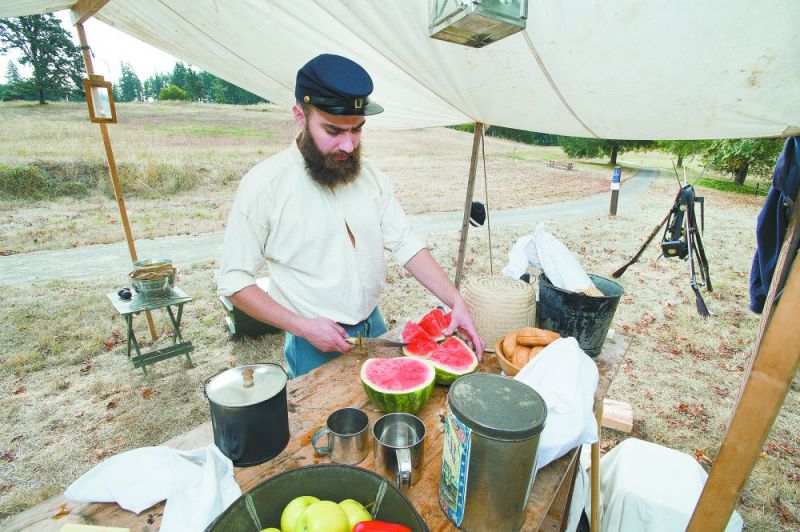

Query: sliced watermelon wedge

[440,311,452,331]
[428,336,478,384]
[405,336,478,385]
[360,357,435,413]
[402,322,438,357]
[417,308,447,341]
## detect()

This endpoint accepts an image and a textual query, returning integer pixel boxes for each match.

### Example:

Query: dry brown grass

[1,102,615,255]
[0,102,797,529]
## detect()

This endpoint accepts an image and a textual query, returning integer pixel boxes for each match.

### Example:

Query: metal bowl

[206,464,428,531]
[129,258,175,298]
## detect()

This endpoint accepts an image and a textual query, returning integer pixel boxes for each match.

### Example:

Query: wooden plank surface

[4,335,628,531]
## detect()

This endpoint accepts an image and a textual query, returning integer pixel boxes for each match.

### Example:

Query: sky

[1,10,179,84]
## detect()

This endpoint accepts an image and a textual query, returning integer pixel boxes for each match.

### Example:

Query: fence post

[609,166,621,216]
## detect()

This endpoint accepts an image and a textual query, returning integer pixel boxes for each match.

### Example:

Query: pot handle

[311,427,331,456]
[396,448,412,488]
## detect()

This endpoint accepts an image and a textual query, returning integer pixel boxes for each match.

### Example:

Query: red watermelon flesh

[440,311,452,330]
[431,337,477,372]
[402,322,438,357]
[418,308,446,340]
[426,336,479,385]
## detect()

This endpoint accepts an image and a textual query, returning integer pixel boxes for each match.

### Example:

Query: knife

[346,337,408,348]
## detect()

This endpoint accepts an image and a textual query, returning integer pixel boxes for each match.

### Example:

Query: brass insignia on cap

[303,96,311,103]
[354,98,363,109]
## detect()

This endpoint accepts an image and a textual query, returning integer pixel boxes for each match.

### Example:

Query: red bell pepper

[352,520,412,532]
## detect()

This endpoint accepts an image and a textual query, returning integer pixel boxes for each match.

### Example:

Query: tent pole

[687,256,800,529]
[454,123,484,289]
[76,23,158,341]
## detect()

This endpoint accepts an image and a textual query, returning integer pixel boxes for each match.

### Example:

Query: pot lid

[448,373,547,440]
[205,364,287,407]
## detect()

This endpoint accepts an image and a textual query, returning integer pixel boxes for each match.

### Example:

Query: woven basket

[463,275,536,352]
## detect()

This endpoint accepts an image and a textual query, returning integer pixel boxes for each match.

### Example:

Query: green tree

[702,138,783,185]
[485,126,557,146]
[117,62,142,102]
[158,83,189,101]
[558,137,654,166]
[143,72,170,100]
[656,140,710,168]
[184,67,204,101]
[170,62,187,89]
[0,14,84,104]
[2,60,26,100]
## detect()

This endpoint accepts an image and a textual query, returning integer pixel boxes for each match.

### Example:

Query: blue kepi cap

[295,54,384,116]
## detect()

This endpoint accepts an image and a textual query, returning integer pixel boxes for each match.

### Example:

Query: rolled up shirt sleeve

[217,203,269,297]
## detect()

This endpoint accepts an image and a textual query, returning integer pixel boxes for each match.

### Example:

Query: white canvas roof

[2,0,799,139]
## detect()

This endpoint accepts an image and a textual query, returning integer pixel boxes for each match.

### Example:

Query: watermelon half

[405,336,478,385]
[360,357,435,413]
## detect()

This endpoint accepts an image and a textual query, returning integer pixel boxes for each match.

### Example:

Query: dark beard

[299,128,362,188]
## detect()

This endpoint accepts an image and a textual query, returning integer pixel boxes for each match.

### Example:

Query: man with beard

[218,54,484,378]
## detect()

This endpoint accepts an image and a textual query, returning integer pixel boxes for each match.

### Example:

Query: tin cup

[373,413,426,489]
[311,407,370,465]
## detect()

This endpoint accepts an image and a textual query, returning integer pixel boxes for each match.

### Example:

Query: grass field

[0,101,797,529]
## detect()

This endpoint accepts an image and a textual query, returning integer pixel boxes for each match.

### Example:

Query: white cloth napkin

[514,337,599,471]
[503,225,595,293]
[65,444,241,532]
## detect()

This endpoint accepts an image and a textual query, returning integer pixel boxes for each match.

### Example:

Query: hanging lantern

[429,0,528,48]
[82,74,117,124]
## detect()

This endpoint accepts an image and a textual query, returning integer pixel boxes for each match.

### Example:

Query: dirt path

[0,169,657,286]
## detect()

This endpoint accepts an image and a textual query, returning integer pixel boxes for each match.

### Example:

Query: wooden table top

[4,334,628,532]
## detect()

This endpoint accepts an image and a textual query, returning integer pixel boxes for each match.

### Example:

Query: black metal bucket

[204,363,290,467]
[206,464,429,531]
[537,273,624,357]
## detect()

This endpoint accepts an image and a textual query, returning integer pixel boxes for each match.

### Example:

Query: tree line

[455,124,783,185]
[115,61,266,105]
[0,13,265,105]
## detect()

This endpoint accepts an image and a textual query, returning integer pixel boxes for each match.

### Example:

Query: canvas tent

[2,1,799,531]
[2,0,799,138]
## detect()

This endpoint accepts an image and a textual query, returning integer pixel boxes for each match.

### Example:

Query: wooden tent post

[454,123,484,289]
[687,241,800,527]
[76,23,158,340]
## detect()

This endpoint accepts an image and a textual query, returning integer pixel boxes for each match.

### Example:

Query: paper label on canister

[439,406,471,526]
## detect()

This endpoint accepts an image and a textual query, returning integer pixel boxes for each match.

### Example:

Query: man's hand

[444,299,485,361]
[298,317,355,354]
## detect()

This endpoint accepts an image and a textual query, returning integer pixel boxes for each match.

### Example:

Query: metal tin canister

[439,373,547,531]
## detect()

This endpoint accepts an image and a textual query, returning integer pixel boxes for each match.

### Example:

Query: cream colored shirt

[217,141,426,324]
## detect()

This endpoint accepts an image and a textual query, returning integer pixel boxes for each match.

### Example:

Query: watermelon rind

[360,357,435,414]
[407,336,478,385]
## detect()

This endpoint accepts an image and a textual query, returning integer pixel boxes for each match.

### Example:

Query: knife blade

[346,337,408,348]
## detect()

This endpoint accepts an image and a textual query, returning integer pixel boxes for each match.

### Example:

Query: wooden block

[601,398,633,433]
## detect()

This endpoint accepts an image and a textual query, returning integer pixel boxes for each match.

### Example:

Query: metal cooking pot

[204,363,290,467]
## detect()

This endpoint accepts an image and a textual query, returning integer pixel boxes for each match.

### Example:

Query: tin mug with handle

[373,413,426,489]
[311,407,370,465]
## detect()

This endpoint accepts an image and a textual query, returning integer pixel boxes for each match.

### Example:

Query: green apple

[280,495,320,532]
[295,500,350,532]
[338,499,372,529]
[260,529,281,532]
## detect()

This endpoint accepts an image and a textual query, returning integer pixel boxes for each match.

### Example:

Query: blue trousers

[284,307,388,379]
